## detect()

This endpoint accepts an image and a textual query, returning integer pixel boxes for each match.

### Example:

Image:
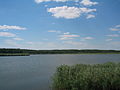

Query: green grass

[52,62,120,90]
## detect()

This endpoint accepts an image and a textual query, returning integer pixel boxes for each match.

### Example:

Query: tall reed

[52,62,120,90]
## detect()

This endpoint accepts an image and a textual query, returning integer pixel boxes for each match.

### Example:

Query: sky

[0,0,120,50]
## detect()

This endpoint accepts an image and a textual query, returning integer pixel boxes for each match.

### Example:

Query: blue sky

[0,0,120,50]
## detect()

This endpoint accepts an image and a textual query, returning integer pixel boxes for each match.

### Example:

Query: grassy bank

[52,62,120,90]
[0,53,30,56]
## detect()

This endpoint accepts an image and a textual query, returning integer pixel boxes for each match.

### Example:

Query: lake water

[0,54,120,90]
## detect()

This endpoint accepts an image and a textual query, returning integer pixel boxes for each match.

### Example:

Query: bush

[52,62,120,90]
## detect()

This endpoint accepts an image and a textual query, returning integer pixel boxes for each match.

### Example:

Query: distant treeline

[0,48,120,55]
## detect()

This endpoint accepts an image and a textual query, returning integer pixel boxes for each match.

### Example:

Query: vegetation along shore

[0,48,120,56]
[52,62,120,90]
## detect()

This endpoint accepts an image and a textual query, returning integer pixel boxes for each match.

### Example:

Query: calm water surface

[0,54,120,90]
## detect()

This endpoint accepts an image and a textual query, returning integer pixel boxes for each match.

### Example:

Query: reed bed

[0,53,30,56]
[52,62,120,90]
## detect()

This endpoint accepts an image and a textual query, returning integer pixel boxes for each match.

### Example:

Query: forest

[0,48,120,56]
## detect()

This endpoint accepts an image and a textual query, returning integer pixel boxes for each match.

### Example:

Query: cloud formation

[59,34,80,40]
[63,41,85,46]
[35,0,72,3]
[80,0,98,6]
[35,0,98,6]
[82,36,94,41]
[86,14,95,19]
[48,30,61,33]
[35,0,98,19]
[0,25,26,30]
[110,24,120,31]
[13,37,24,41]
[106,34,119,37]
[106,39,112,42]
[0,32,16,37]
[115,25,120,28]
[63,32,70,35]
[48,6,96,19]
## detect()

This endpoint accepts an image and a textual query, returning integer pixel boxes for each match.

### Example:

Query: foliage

[52,62,120,90]
[0,48,120,55]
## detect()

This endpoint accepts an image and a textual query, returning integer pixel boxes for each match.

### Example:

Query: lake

[0,54,120,90]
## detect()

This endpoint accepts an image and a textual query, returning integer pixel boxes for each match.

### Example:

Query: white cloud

[115,25,120,28]
[60,34,80,40]
[63,41,85,46]
[0,25,26,30]
[84,37,94,40]
[35,0,98,19]
[86,14,95,19]
[110,28,120,31]
[0,32,16,37]
[80,0,98,6]
[110,24,120,31]
[82,36,94,41]
[48,30,61,33]
[34,0,98,6]
[35,0,50,3]
[106,34,119,37]
[48,6,96,19]
[35,0,78,3]
[13,37,24,41]
[48,6,81,19]
[48,30,80,40]
[26,41,43,45]
[106,39,112,41]
[80,7,96,13]
[63,32,70,35]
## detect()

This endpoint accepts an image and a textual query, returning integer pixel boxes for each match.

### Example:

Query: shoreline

[0,53,120,56]
[0,53,30,56]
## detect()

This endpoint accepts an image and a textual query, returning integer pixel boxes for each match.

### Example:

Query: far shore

[0,48,120,56]
[0,52,120,56]
[0,53,30,56]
